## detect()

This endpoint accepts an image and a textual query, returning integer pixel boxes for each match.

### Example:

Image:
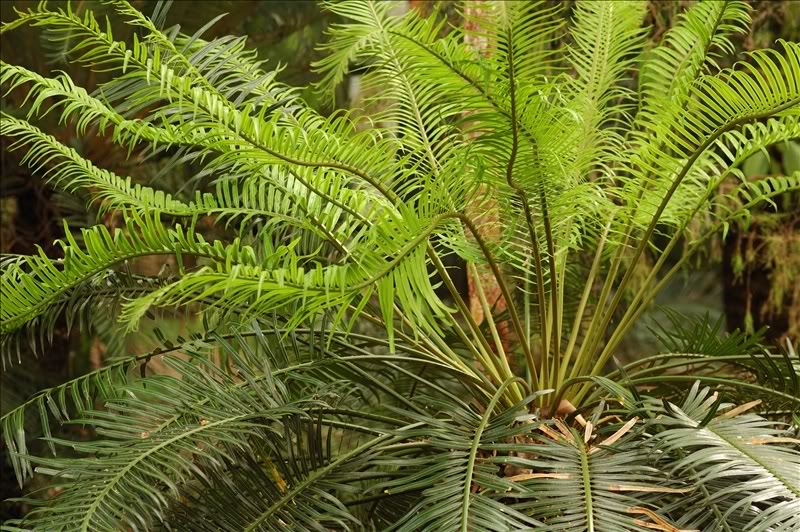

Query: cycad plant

[1,1,799,530]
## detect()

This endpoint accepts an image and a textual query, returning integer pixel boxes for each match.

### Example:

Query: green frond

[2,321,477,489]
[624,39,800,238]
[316,1,472,192]
[116,212,456,339]
[495,422,673,531]
[0,270,166,366]
[0,62,172,149]
[0,112,192,214]
[1,107,389,260]
[462,0,565,88]
[3,322,474,530]
[5,0,407,201]
[650,384,800,531]
[638,0,752,123]
[0,211,259,345]
[314,0,396,100]
[568,0,648,174]
[12,358,341,531]
[672,118,800,236]
[651,309,766,358]
[373,390,550,531]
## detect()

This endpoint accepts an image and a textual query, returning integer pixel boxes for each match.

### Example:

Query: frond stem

[461,377,526,532]
[608,352,789,378]
[428,250,516,399]
[561,220,611,386]
[469,263,515,384]
[450,214,537,387]
[613,376,800,410]
[575,175,800,402]
[579,97,800,386]
[578,434,595,532]
[501,30,547,385]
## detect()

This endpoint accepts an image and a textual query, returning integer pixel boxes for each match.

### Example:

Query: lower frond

[649,384,800,531]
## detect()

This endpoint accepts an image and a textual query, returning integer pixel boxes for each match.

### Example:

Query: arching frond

[0,111,192,214]
[4,320,479,530]
[0,211,259,345]
[13,358,360,531]
[495,421,674,531]
[625,40,800,237]
[638,0,752,123]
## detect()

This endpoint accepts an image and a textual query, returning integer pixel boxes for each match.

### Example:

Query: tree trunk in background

[408,1,430,16]
[461,1,510,349]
